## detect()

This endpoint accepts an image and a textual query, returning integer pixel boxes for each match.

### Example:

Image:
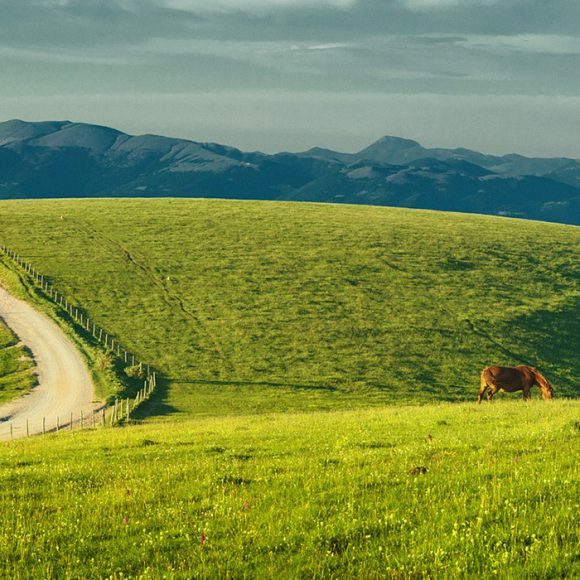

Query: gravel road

[0,285,97,440]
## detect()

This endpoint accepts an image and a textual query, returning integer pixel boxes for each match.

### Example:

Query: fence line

[0,243,158,439]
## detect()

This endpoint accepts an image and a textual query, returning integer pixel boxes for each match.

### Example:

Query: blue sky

[1,0,580,156]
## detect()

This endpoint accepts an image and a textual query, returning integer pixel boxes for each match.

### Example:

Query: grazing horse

[478,365,553,403]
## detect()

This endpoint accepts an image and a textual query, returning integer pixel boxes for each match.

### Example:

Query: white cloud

[160,0,354,12]
[139,38,352,60]
[460,34,580,55]
[0,45,137,65]
[400,0,499,10]
[34,0,71,5]
[301,43,351,51]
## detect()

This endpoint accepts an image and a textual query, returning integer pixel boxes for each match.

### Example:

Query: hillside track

[0,285,97,440]
[74,219,235,373]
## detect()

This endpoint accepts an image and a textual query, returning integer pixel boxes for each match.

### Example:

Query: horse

[477,365,553,403]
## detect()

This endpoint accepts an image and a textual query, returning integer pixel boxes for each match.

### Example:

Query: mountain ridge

[1,119,579,225]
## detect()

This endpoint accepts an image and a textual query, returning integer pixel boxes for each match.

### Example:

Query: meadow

[0,400,578,578]
[0,199,578,416]
[0,199,578,577]
[0,318,35,404]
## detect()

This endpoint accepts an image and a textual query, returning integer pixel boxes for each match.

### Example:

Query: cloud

[300,43,352,51]
[156,0,356,12]
[4,0,356,11]
[0,45,138,65]
[399,0,500,9]
[460,34,580,55]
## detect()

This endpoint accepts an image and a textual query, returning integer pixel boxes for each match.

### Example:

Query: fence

[0,243,158,439]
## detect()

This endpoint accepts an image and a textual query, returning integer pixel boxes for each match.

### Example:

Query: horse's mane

[531,368,552,390]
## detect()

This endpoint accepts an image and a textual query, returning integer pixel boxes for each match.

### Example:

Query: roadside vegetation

[1,400,578,578]
[0,318,36,404]
[0,254,124,404]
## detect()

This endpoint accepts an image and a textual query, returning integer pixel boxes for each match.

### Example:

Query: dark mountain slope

[306,135,580,179]
[0,119,579,225]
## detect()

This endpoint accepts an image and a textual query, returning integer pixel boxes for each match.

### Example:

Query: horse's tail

[478,368,489,403]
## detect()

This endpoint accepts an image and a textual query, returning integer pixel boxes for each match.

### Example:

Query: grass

[0,317,36,404]
[0,400,578,578]
[0,198,577,417]
[0,199,577,577]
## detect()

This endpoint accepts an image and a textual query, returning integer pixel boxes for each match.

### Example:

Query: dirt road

[0,285,97,440]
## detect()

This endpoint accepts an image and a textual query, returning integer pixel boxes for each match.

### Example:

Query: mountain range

[1,119,579,225]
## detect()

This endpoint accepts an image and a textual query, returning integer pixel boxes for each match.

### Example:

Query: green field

[0,199,578,415]
[1,401,578,578]
[0,317,35,404]
[0,198,578,577]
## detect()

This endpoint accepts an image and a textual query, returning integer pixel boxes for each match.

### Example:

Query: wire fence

[0,243,158,439]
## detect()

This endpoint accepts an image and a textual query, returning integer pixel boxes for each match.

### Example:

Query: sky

[1,0,580,157]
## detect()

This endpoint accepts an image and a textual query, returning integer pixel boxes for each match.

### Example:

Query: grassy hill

[0,199,578,417]
[0,401,578,578]
[0,319,36,404]
[0,198,578,578]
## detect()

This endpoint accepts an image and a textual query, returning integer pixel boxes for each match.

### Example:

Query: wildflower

[243,500,250,512]
[200,532,206,545]
[427,433,433,442]
[122,516,129,525]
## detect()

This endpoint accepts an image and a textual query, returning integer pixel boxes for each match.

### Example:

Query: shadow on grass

[130,378,339,420]
[130,376,179,421]
[165,378,339,392]
[472,302,580,398]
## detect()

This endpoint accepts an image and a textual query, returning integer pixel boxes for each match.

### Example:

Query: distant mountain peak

[0,119,578,225]
[368,135,422,149]
[356,135,425,164]
[0,119,72,146]
[0,119,71,128]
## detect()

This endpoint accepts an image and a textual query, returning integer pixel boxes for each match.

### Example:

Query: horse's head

[530,367,554,400]
[541,383,554,400]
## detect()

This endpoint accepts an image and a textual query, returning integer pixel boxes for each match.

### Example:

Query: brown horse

[478,365,553,403]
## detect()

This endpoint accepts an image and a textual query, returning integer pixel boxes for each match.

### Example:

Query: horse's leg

[477,384,488,404]
[522,386,531,401]
[487,386,498,402]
